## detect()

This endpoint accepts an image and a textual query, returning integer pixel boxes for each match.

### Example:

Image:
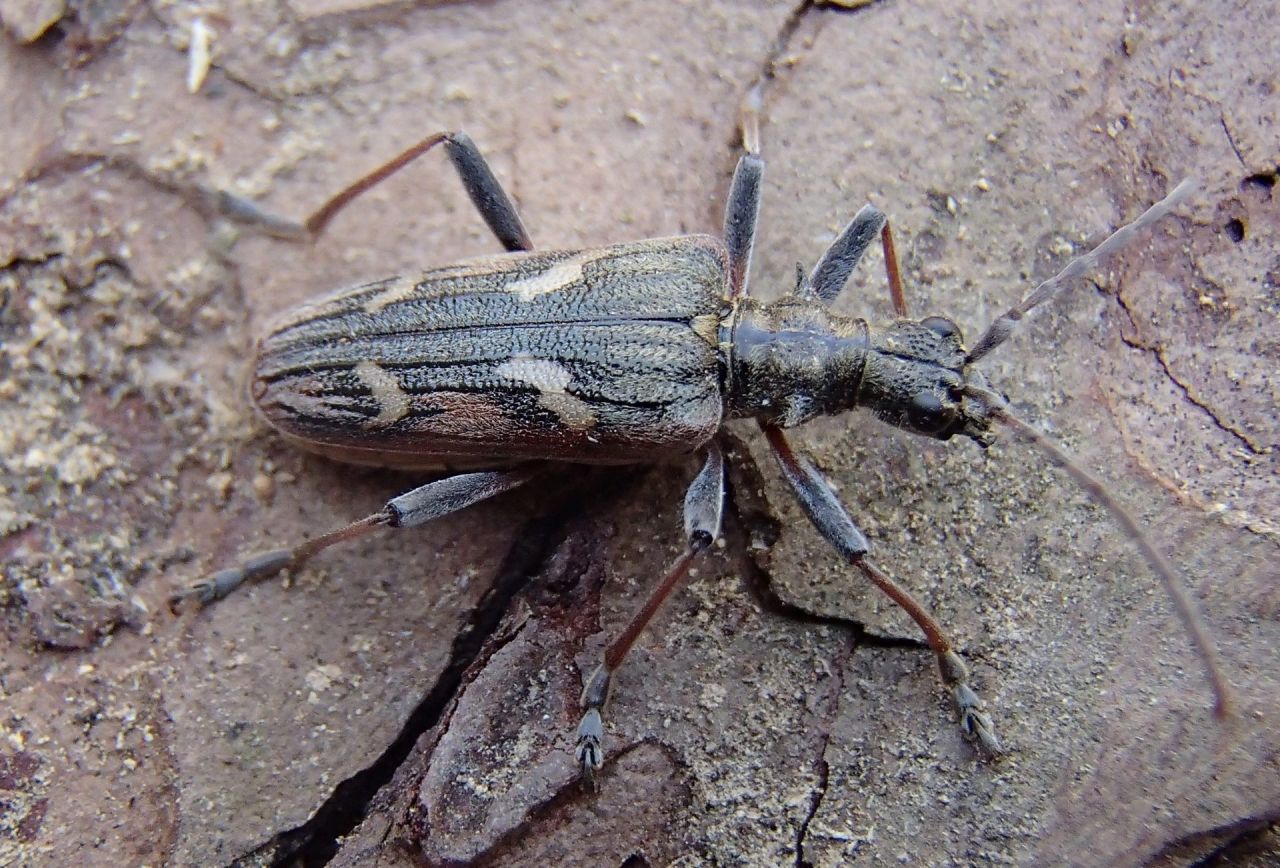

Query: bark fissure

[232,483,602,867]
[1112,291,1268,455]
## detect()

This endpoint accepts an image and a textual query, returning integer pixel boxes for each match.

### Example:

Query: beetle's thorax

[725,297,870,427]
[725,297,995,443]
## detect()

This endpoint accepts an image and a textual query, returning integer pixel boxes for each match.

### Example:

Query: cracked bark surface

[1,0,1277,865]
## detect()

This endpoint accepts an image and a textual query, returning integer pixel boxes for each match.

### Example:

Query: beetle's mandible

[176,95,1232,784]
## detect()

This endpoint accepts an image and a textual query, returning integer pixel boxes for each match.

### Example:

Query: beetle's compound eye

[907,390,958,436]
[921,316,961,340]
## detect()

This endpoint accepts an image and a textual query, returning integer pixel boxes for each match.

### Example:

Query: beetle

[175,96,1231,783]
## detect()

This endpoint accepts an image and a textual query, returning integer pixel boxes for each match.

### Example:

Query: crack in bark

[794,630,854,868]
[1220,113,1247,169]
[1097,382,1280,544]
[1186,818,1280,866]
[740,0,888,123]
[1111,289,1268,455]
[227,476,606,867]
[750,0,821,99]
[472,738,689,865]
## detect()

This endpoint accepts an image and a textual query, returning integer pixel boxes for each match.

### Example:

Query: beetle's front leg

[763,425,1001,755]
[575,442,725,785]
[171,467,540,610]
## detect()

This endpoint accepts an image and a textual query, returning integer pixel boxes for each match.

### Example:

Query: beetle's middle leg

[575,442,725,784]
[763,424,1001,755]
[171,466,540,610]
[724,86,764,299]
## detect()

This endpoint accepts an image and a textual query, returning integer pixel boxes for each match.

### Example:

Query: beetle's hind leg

[576,442,725,785]
[763,425,1001,755]
[171,467,539,611]
[216,130,534,252]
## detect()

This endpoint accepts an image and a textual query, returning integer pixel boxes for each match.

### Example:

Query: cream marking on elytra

[495,357,597,430]
[362,277,423,315]
[506,251,600,302]
[354,360,410,428]
[360,265,486,315]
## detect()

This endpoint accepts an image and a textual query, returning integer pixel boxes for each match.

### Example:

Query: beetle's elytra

[254,236,729,468]
[178,107,1230,784]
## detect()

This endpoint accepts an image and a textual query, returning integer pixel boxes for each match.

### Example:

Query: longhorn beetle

[175,93,1232,782]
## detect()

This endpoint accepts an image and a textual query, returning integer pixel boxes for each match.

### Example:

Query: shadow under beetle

[176,95,1232,783]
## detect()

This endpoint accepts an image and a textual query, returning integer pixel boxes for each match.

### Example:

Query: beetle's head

[862,315,998,445]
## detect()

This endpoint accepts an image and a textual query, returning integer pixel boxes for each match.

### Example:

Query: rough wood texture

[1,1,1276,865]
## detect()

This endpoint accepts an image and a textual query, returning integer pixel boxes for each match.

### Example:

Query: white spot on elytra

[354,360,410,428]
[496,358,571,392]
[362,278,419,315]
[495,357,596,430]
[506,253,592,301]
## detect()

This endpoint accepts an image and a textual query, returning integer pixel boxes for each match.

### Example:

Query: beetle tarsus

[576,665,610,784]
[575,707,606,786]
[169,548,295,613]
[941,650,1001,754]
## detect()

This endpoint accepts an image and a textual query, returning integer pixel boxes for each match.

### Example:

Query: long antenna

[967,179,1197,364]
[963,385,1234,718]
